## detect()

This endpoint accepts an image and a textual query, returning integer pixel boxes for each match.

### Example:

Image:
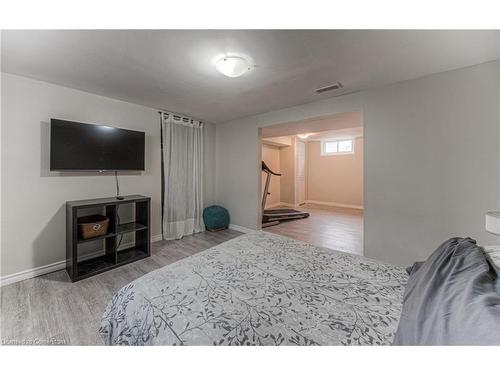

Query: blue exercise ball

[203,205,230,231]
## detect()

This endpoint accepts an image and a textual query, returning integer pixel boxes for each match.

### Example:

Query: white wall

[215,61,500,266]
[307,137,364,208]
[1,73,216,277]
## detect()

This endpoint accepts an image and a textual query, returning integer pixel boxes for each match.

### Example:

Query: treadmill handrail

[261,161,282,176]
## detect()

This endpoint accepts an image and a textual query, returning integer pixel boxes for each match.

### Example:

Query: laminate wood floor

[263,203,363,256]
[1,208,361,346]
[0,229,242,345]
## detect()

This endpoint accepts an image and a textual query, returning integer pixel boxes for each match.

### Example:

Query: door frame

[294,138,307,206]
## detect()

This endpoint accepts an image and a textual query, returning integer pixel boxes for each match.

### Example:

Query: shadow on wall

[32,204,67,280]
[33,203,136,283]
[39,121,142,177]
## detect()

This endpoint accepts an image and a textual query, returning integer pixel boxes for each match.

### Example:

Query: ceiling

[262,127,363,148]
[2,30,499,123]
[261,112,362,138]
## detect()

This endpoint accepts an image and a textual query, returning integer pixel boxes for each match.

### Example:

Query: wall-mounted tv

[50,119,145,171]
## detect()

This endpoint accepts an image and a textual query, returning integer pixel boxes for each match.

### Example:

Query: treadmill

[261,161,310,227]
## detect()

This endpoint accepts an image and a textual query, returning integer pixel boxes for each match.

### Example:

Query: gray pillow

[393,237,500,345]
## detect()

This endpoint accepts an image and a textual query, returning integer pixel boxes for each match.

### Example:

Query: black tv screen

[50,119,145,171]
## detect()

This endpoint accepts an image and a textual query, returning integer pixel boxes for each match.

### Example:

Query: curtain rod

[158,110,203,124]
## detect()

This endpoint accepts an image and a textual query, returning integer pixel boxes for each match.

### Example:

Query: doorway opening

[259,112,364,255]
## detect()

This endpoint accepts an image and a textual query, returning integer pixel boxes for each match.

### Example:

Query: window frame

[320,138,355,156]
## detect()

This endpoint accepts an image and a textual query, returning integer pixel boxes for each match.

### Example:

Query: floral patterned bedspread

[100,231,408,345]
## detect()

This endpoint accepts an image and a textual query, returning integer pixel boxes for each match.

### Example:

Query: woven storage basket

[78,214,109,239]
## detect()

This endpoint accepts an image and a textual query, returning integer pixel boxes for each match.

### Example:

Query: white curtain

[160,112,204,240]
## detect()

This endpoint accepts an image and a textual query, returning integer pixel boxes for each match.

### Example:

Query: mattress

[100,231,408,345]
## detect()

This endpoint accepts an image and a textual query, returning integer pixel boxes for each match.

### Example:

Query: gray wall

[1,73,216,276]
[215,61,500,265]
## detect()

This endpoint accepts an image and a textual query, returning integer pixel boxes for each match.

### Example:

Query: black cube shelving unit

[66,195,151,282]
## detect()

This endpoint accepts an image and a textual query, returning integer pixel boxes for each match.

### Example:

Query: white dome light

[297,133,315,139]
[215,56,251,78]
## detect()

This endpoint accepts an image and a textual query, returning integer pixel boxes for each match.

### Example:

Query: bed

[99,231,408,345]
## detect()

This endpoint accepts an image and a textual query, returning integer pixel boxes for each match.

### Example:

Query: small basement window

[321,139,354,155]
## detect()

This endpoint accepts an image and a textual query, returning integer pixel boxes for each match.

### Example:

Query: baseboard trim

[305,200,364,210]
[0,259,68,287]
[0,234,164,287]
[151,234,163,242]
[277,202,297,208]
[228,224,254,233]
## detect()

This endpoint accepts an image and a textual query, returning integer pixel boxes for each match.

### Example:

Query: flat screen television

[50,119,145,171]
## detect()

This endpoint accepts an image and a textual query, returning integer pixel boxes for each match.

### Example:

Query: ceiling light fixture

[297,133,316,139]
[215,56,251,78]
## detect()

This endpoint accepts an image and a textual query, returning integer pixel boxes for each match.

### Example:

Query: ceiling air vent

[315,82,344,94]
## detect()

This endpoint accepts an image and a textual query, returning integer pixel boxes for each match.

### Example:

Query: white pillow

[484,246,500,267]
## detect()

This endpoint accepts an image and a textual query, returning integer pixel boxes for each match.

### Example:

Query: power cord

[116,206,123,249]
[115,170,124,200]
[115,170,124,249]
